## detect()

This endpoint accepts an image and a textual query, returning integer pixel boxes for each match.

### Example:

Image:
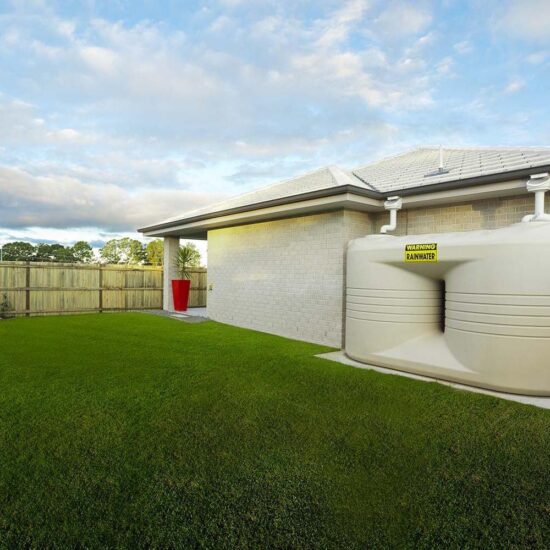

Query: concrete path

[317,351,550,410]
[140,308,209,324]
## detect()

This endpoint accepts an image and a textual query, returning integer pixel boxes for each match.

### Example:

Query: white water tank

[345,222,550,395]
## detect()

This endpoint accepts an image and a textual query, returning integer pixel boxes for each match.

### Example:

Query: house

[139,147,550,347]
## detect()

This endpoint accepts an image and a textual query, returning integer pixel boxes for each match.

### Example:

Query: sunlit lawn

[0,313,548,548]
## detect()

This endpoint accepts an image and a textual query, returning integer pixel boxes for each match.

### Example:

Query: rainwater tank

[345,222,550,395]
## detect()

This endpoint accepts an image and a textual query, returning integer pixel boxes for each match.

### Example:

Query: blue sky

[1,0,549,250]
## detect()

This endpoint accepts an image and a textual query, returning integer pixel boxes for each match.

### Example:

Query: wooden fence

[0,262,207,317]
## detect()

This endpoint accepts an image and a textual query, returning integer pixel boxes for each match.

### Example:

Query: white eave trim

[143,193,381,238]
[400,177,527,208]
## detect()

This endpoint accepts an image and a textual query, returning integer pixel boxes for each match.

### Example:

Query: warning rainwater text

[404,243,438,263]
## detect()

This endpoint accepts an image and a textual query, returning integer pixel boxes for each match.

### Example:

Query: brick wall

[207,193,534,347]
[207,210,372,347]
[373,195,534,235]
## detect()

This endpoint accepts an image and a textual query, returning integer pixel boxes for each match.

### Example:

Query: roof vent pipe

[522,173,550,222]
[438,145,445,173]
[380,196,402,234]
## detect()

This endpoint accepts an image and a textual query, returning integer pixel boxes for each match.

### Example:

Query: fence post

[124,270,129,310]
[98,265,104,313]
[25,261,31,317]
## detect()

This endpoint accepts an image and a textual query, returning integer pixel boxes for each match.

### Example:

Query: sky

[1,0,550,256]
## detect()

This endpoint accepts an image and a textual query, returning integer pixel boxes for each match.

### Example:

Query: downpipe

[380,196,403,234]
[522,173,550,223]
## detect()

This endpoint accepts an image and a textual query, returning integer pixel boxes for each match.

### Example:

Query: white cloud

[504,78,525,94]
[0,3,444,168]
[526,50,549,64]
[79,46,119,75]
[499,0,550,42]
[0,164,227,231]
[374,2,432,37]
[208,15,235,33]
[314,0,370,49]
[0,95,97,147]
[436,56,454,76]
[454,40,473,54]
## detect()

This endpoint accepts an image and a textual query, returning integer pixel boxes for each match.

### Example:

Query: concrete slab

[140,308,209,324]
[185,307,208,318]
[316,351,550,410]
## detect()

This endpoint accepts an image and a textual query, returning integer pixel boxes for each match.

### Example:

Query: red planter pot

[171,279,191,311]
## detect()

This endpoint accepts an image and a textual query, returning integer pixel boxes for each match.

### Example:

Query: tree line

[0,238,177,266]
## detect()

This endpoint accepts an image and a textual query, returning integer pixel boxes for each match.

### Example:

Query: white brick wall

[207,211,372,347]
[372,195,534,235]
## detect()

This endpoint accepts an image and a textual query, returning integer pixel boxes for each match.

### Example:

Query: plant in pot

[172,244,201,311]
[0,293,13,320]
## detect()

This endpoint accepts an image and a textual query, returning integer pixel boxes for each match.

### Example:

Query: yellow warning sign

[404,243,438,262]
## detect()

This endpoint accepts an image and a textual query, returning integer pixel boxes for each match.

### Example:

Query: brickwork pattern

[373,195,535,235]
[207,211,372,346]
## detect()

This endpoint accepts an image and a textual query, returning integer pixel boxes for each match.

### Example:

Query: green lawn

[0,313,548,548]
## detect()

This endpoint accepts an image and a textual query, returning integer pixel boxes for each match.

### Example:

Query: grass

[0,313,549,548]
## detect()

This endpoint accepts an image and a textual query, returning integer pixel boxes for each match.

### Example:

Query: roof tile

[354,147,550,191]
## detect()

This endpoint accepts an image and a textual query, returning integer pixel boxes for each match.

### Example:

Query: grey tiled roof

[149,147,550,228]
[354,147,550,192]
[161,165,372,223]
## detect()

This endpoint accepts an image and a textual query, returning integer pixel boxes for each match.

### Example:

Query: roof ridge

[327,165,374,188]
[351,147,426,173]
[328,165,380,192]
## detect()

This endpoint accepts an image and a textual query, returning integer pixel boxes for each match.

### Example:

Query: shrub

[0,293,13,319]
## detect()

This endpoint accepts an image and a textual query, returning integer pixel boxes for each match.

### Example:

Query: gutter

[138,164,550,234]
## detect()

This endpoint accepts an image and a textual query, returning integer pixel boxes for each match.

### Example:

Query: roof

[140,146,550,234]
[160,165,373,224]
[354,147,550,192]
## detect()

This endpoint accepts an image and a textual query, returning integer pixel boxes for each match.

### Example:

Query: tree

[100,238,146,265]
[34,243,75,263]
[145,239,163,266]
[34,243,53,261]
[53,244,75,263]
[2,241,35,261]
[100,239,122,264]
[127,239,147,264]
[1,240,94,263]
[71,241,93,263]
